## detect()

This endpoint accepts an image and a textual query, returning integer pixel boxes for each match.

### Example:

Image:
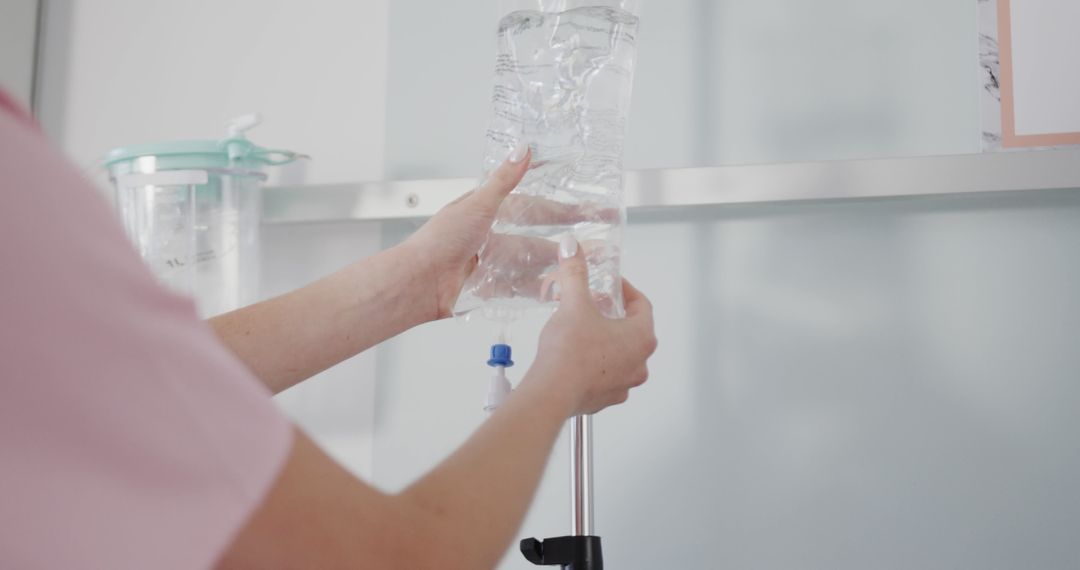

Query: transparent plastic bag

[454,0,642,321]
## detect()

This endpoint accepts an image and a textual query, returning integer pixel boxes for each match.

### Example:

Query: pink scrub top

[0,90,293,568]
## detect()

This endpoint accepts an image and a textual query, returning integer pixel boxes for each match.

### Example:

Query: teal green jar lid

[105,115,305,173]
[105,138,304,172]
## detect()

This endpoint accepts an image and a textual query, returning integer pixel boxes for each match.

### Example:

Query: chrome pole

[569,414,594,536]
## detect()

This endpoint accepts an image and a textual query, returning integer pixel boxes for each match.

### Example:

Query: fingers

[621,277,658,356]
[635,365,650,387]
[473,235,559,300]
[472,141,531,212]
[621,278,647,310]
[490,233,559,267]
[497,195,620,226]
[622,278,654,322]
[555,237,599,314]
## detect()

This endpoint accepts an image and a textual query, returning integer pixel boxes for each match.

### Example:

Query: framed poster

[980,0,1080,150]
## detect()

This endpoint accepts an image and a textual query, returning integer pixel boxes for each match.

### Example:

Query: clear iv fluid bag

[454,1,641,321]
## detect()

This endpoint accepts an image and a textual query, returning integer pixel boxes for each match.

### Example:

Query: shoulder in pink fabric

[0,90,293,569]
[0,89,38,129]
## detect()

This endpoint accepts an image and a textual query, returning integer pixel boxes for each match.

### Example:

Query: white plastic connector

[227,113,262,138]
[484,367,513,413]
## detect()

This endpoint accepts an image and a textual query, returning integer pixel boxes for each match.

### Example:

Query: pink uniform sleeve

[0,90,293,568]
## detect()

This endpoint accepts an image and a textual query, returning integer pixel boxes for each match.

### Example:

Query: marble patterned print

[978,0,1003,151]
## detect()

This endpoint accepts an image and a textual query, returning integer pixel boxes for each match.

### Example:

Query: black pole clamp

[520,535,603,570]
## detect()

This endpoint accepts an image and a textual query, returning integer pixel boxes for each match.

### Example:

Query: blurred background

[3,1,1080,568]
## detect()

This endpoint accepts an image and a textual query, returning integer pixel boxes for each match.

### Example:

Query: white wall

[377,189,1080,570]
[384,0,979,180]
[37,0,388,188]
[37,0,391,477]
[375,1,1080,568]
[261,221,382,478]
[0,0,38,108]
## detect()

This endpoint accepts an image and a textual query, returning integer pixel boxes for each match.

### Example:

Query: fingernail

[508,140,530,164]
[559,235,578,260]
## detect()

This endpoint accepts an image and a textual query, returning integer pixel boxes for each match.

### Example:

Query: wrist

[390,240,442,323]
[393,239,435,282]
[519,365,579,420]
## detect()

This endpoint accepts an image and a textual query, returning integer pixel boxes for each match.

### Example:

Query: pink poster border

[998,0,1080,148]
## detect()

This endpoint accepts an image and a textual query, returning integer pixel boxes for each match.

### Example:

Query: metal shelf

[263,150,1080,224]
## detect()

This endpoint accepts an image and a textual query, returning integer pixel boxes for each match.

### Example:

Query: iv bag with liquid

[453,0,642,322]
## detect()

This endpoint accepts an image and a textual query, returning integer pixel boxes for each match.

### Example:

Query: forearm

[397,372,575,569]
[209,243,436,394]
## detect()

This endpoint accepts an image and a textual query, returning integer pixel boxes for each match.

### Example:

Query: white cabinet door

[384,0,980,179]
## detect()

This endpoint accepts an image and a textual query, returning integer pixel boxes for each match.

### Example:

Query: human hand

[403,142,533,320]
[524,238,657,418]
[404,143,620,320]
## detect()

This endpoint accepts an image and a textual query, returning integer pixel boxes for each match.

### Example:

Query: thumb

[472,141,531,212]
[556,236,597,313]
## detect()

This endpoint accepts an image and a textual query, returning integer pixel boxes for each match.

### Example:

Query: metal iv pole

[520,414,604,569]
[569,415,594,537]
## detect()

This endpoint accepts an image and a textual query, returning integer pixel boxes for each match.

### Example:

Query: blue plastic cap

[487,344,514,367]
